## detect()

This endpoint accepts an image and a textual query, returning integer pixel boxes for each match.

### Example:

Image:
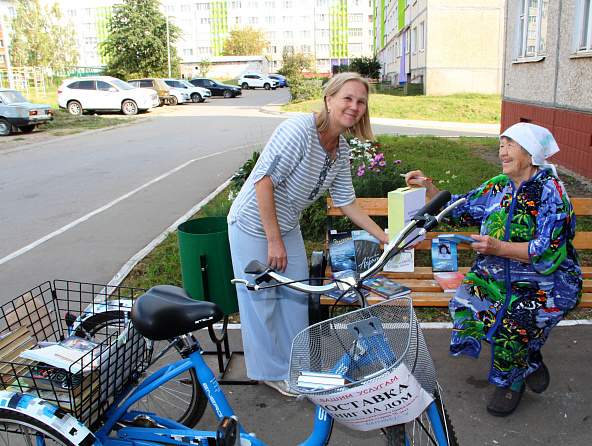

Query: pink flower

[379,161,386,166]
[394,160,402,164]
[374,168,381,172]
[357,170,364,176]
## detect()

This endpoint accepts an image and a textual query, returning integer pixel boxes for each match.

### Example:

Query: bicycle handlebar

[231,192,466,297]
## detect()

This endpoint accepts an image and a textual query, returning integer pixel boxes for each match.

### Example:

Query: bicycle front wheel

[383,388,458,446]
[76,313,207,428]
[0,409,78,446]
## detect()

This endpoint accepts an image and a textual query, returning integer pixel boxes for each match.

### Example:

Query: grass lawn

[283,92,502,124]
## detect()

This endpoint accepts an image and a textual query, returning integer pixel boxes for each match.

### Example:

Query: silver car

[163,78,212,103]
[57,76,160,115]
[0,89,53,136]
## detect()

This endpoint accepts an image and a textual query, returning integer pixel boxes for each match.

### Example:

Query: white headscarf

[500,123,560,176]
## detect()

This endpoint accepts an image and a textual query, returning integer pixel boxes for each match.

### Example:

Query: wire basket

[289,297,436,396]
[0,280,149,427]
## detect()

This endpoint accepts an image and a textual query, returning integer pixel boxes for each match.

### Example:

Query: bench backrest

[326,197,592,251]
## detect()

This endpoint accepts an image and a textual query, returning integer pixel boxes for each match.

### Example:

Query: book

[322,287,370,304]
[0,326,37,386]
[297,371,352,390]
[328,229,356,272]
[383,249,415,273]
[362,276,411,299]
[19,336,100,373]
[431,238,458,272]
[433,271,466,293]
[438,234,477,245]
[329,229,381,272]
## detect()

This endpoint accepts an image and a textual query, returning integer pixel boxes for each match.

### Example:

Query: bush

[289,75,324,102]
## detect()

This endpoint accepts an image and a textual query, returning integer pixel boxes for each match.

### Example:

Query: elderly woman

[406,123,582,416]
[228,73,389,396]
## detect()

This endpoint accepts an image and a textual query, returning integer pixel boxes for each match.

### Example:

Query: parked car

[267,74,288,88]
[127,78,173,106]
[238,74,279,90]
[188,78,242,98]
[0,89,53,136]
[57,76,159,116]
[162,79,211,103]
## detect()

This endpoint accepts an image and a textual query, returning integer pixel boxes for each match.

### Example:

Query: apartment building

[501,0,592,180]
[374,0,505,95]
[12,0,375,75]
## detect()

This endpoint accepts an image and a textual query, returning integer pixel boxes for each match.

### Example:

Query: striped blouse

[228,113,355,238]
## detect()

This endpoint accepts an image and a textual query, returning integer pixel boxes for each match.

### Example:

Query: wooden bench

[308,197,592,323]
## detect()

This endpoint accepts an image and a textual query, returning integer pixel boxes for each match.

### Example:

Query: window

[316,0,328,5]
[248,1,259,7]
[181,4,191,12]
[166,5,174,13]
[265,1,275,7]
[283,31,293,38]
[183,49,194,56]
[316,44,330,52]
[230,1,242,8]
[316,14,328,21]
[198,47,212,54]
[349,43,362,52]
[317,58,330,66]
[349,28,362,36]
[67,10,76,17]
[574,0,592,52]
[316,29,330,37]
[283,16,293,23]
[201,18,210,24]
[282,1,293,7]
[300,30,310,38]
[248,17,258,24]
[97,81,111,91]
[412,26,417,53]
[419,21,424,51]
[301,44,310,52]
[300,15,310,22]
[515,0,548,58]
[266,16,276,24]
[0,55,5,63]
[284,45,294,52]
[267,45,277,53]
[196,3,210,10]
[349,14,363,22]
[268,31,277,38]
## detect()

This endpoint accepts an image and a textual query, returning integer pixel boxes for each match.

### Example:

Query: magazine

[297,371,352,390]
[362,276,411,299]
[431,238,458,272]
[326,270,370,303]
[329,229,381,272]
[433,271,466,293]
[19,336,100,373]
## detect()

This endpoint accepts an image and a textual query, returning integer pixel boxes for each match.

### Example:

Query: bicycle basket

[289,297,436,396]
[0,280,149,428]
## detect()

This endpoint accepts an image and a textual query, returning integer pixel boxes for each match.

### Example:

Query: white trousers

[228,223,309,381]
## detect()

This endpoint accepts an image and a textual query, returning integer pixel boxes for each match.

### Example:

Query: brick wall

[501,100,592,180]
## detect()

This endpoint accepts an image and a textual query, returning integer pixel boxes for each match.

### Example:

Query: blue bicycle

[0,191,461,446]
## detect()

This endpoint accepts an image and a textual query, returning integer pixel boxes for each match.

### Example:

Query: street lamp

[166,15,171,78]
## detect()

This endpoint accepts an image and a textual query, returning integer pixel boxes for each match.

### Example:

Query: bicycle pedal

[216,415,239,446]
[131,414,159,428]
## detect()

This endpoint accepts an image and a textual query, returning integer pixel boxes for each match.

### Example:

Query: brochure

[19,336,100,373]
[329,229,381,272]
[438,233,477,245]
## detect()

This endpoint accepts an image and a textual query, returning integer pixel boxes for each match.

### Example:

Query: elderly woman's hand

[470,234,532,263]
[470,234,502,256]
[404,170,441,199]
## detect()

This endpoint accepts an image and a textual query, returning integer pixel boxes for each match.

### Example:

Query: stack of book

[297,371,352,390]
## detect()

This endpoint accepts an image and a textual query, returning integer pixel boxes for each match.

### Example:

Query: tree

[349,56,382,79]
[9,0,78,71]
[197,58,212,77]
[277,50,315,79]
[222,25,268,56]
[99,0,183,79]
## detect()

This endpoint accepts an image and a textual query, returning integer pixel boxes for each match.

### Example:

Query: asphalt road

[0,88,498,302]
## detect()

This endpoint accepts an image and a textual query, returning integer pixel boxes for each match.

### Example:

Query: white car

[57,76,160,115]
[168,87,191,105]
[238,74,279,90]
[163,79,212,103]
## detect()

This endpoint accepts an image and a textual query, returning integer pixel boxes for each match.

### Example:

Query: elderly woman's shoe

[486,382,525,416]
[525,362,550,393]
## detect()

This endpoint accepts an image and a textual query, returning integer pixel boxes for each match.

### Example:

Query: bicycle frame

[93,341,333,446]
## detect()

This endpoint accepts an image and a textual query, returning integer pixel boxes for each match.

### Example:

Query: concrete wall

[181,59,269,80]
[502,0,592,180]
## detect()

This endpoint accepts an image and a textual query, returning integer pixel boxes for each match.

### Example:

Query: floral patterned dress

[447,170,582,387]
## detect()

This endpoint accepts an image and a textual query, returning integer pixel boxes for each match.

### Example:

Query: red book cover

[433,271,466,293]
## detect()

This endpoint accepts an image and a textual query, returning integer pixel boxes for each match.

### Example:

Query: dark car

[189,78,242,98]
[268,74,288,88]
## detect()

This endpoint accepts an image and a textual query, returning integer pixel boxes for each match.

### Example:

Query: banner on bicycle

[305,363,433,431]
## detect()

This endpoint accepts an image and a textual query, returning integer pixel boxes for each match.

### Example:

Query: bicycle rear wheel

[76,312,207,428]
[0,410,78,446]
[383,388,458,446]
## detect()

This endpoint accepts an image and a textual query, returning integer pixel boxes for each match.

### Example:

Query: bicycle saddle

[131,285,223,340]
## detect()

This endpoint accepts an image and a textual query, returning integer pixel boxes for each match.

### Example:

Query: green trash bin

[177,217,239,316]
